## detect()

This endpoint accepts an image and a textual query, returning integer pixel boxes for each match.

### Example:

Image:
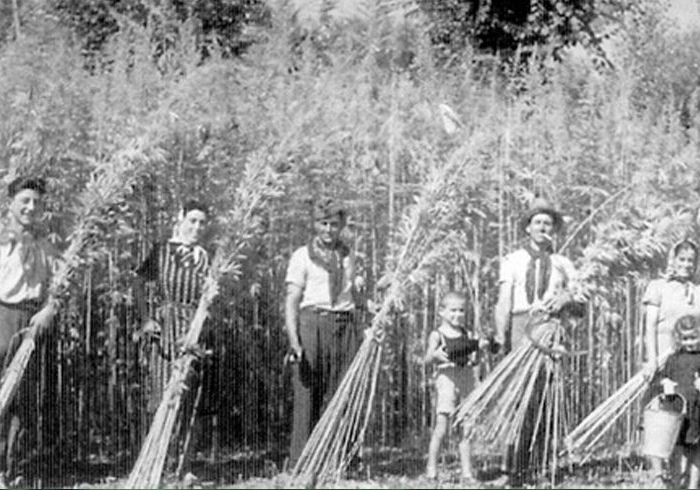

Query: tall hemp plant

[126,157,281,489]
[291,135,488,483]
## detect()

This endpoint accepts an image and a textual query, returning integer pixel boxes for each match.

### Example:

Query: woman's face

[674,247,697,279]
[178,209,207,244]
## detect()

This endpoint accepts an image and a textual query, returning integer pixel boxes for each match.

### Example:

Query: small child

[651,314,700,489]
[425,291,488,482]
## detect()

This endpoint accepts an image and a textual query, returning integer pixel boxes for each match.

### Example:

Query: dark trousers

[289,308,358,466]
[0,302,40,477]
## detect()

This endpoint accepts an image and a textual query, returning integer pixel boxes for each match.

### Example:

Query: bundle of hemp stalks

[291,147,474,485]
[564,353,670,462]
[453,316,571,484]
[0,145,163,420]
[125,160,280,489]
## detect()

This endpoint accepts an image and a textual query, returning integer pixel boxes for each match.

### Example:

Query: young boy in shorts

[425,291,487,482]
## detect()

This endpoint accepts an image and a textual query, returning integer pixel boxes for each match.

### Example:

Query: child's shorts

[435,365,475,415]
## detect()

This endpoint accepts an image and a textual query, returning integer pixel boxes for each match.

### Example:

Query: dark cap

[314,197,346,222]
[8,177,47,198]
[182,199,209,216]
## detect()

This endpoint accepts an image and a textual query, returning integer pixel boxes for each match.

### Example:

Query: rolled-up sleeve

[642,279,662,307]
[285,248,307,289]
[498,254,514,285]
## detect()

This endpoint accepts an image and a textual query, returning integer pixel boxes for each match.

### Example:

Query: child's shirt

[652,350,700,445]
[434,325,480,368]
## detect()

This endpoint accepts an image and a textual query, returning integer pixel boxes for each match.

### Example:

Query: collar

[0,216,42,245]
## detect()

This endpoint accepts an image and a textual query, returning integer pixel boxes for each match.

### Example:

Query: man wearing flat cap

[493,197,585,486]
[284,198,360,467]
[0,176,59,486]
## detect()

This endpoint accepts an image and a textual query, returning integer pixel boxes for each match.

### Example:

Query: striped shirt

[136,241,209,306]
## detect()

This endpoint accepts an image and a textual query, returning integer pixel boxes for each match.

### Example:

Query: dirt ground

[77,448,661,489]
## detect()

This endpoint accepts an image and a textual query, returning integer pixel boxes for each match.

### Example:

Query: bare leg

[688,445,700,489]
[427,413,448,478]
[672,445,689,488]
[458,423,474,480]
[649,456,664,478]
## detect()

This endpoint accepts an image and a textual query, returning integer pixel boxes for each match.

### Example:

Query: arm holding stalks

[644,304,661,376]
[425,331,450,366]
[28,294,60,337]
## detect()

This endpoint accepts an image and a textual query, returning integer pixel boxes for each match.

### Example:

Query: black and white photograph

[0,0,700,488]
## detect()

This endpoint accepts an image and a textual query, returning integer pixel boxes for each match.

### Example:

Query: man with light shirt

[284,198,360,467]
[493,197,584,486]
[0,176,59,487]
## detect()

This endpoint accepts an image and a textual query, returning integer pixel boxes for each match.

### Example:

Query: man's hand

[284,346,303,365]
[363,327,385,344]
[141,319,162,340]
[694,373,700,393]
[29,304,56,336]
[543,291,573,315]
[491,333,505,354]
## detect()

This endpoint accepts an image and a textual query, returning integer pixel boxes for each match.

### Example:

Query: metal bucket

[641,393,687,459]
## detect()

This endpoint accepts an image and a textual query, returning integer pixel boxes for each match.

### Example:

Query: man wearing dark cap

[0,176,59,486]
[493,197,584,486]
[284,198,360,467]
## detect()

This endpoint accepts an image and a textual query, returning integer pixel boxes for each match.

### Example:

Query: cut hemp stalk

[564,354,669,462]
[125,159,280,489]
[453,315,572,485]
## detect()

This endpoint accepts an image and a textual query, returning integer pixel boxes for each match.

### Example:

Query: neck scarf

[0,217,44,274]
[666,274,695,305]
[307,236,349,306]
[525,242,553,304]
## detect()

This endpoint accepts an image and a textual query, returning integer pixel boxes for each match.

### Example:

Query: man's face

[526,213,554,246]
[8,189,43,229]
[439,297,466,328]
[178,209,207,244]
[314,215,343,245]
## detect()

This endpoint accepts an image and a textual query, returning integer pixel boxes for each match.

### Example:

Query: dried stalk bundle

[564,354,670,462]
[292,148,472,484]
[453,318,571,482]
[0,144,161,418]
[125,160,279,489]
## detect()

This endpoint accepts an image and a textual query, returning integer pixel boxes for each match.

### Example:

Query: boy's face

[439,297,466,328]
